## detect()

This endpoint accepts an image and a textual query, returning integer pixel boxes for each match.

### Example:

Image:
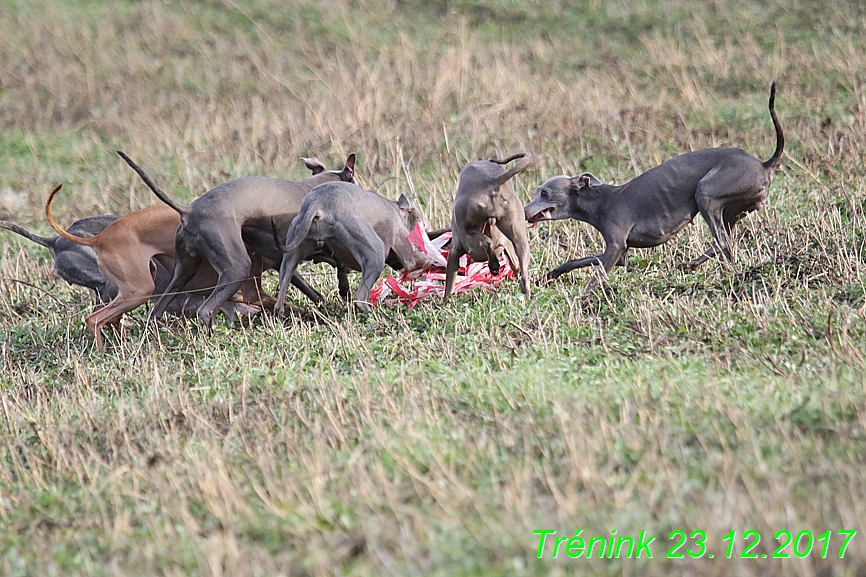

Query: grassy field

[1,0,865,575]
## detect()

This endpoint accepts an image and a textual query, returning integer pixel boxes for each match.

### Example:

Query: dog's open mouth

[526,208,553,223]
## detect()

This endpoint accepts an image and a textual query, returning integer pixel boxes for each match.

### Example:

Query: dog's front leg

[543,240,628,288]
[444,242,465,300]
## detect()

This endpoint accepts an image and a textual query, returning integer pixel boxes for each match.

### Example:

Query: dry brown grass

[1,0,866,575]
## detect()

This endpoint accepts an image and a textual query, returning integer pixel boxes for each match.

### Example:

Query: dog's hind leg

[195,238,253,327]
[493,217,532,297]
[687,192,736,269]
[152,250,204,318]
[86,255,156,349]
[275,240,318,317]
[332,219,386,311]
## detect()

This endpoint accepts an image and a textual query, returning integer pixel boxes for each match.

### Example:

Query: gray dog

[1,215,119,304]
[524,83,783,286]
[120,152,355,326]
[2,213,253,318]
[445,153,533,299]
[274,182,436,314]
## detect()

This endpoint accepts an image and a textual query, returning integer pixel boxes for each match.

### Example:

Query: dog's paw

[518,277,531,298]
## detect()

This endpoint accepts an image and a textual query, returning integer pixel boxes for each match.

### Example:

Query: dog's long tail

[117,151,189,215]
[45,184,98,246]
[762,82,784,169]
[274,204,320,315]
[279,205,319,255]
[491,152,534,189]
[489,152,527,165]
[0,220,56,249]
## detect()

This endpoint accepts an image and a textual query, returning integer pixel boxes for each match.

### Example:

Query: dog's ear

[571,172,602,190]
[397,194,411,209]
[340,153,356,182]
[303,157,326,175]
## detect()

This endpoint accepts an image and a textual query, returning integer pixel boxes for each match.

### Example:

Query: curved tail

[45,184,98,246]
[280,206,319,255]
[489,152,527,165]
[762,82,784,169]
[493,152,534,188]
[274,206,319,315]
[0,220,55,249]
[117,151,189,215]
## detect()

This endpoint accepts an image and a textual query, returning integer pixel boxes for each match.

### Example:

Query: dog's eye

[540,189,549,198]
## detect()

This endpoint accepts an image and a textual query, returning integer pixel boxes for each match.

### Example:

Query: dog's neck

[570,183,618,228]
